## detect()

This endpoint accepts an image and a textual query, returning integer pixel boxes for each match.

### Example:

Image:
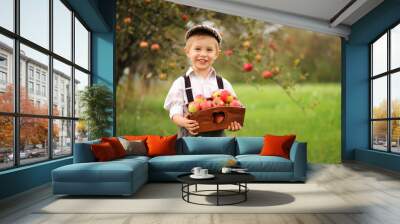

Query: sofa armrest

[73,140,100,163]
[289,142,307,181]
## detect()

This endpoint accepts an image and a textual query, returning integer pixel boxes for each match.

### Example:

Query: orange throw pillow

[124,135,149,141]
[91,142,117,161]
[101,137,127,158]
[146,134,177,157]
[260,134,296,159]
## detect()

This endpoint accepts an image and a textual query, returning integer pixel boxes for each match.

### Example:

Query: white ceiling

[166,0,384,38]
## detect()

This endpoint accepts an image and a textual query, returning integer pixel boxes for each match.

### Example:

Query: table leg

[195,184,197,192]
[217,184,219,206]
[245,183,247,201]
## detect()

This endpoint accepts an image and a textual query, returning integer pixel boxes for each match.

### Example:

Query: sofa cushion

[118,138,147,156]
[52,159,147,183]
[73,139,101,163]
[179,137,236,155]
[236,155,293,172]
[260,134,296,159]
[149,154,235,172]
[147,135,177,157]
[235,137,263,155]
[91,142,118,161]
[101,137,127,158]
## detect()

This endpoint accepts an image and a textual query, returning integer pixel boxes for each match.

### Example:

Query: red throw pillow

[260,134,296,159]
[91,142,117,161]
[101,137,126,158]
[146,134,177,157]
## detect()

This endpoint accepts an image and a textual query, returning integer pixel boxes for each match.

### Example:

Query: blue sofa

[52,137,307,196]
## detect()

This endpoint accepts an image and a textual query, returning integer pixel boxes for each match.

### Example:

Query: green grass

[117,83,341,163]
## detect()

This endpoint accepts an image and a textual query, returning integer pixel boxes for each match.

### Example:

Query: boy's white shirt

[163,67,237,119]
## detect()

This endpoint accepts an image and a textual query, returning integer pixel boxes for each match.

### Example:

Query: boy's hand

[183,118,199,135]
[227,121,241,132]
[172,114,199,135]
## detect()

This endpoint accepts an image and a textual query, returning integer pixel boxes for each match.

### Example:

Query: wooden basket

[187,106,245,133]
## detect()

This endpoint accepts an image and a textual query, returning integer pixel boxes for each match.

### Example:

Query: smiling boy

[164,25,241,138]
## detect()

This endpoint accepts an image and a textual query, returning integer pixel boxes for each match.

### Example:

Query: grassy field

[117,83,341,163]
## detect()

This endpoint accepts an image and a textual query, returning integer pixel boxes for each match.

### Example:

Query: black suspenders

[183,75,224,103]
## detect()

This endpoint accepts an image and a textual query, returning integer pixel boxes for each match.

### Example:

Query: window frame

[0,0,92,171]
[370,20,400,154]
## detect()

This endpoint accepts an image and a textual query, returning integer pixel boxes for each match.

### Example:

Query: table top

[177,172,255,185]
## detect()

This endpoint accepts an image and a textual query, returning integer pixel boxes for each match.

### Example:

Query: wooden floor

[1,162,400,224]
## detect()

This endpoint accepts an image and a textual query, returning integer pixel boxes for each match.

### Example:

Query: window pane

[391,24,400,70]
[20,117,49,165]
[391,72,400,118]
[20,0,49,49]
[53,0,72,60]
[391,120,400,153]
[20,44,49,115]
[75,120,88,143]
[0,0,14,31]
[53,59,72,117]
[53,119,72,158]
[372,121,388,151]
[372,77,387,119]
[0,116,13,170]
[0,34,14,112]
[74,17,89,70]
[74,69,89,118]
[372,33,387,76]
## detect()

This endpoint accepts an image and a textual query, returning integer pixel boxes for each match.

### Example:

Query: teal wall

[0,0,115,200]
[343,0,400,171]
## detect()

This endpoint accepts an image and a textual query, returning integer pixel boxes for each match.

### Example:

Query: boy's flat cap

[185,24,222,44]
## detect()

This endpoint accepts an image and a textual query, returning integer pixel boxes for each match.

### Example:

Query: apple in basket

[188,102,201,113]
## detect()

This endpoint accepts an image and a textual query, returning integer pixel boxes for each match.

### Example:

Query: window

[28,67,34,80]
[35,70,40,81]
[371,23,400,154]
[0,54,7,67]
[41,73,46,83]
[36,83,40,95]
[42,85,46,97]
[0,0,91,170]
[28,81,34,94]
[0,54,7,86]
[0,71,6,85]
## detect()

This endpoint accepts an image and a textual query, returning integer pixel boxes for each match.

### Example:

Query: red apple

[243,63,253,72]
[230,99,242,107]
[220,90,233,103]
[214,114,225,124]
[181,14,189,22]
[194,94,205,103]
[224,49,233,56]
[188,102,201,113]
[212,97,225,107]
[200,100,212,110]
[150,43,160,51]
[262,70,274,79]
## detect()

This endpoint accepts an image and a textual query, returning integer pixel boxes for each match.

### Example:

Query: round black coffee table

[177,173,255,206]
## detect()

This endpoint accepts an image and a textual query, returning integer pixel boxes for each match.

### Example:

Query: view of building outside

[0,39,83,169]
[0,0,91,170]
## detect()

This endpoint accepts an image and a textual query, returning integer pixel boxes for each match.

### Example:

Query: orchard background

[116,0,341,163]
